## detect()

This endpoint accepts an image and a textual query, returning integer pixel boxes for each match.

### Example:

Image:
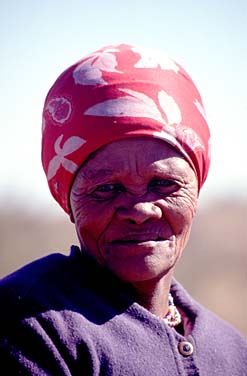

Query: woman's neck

[130,269,173,319]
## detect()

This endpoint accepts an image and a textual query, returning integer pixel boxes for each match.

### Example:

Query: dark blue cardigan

[0,246,246,375]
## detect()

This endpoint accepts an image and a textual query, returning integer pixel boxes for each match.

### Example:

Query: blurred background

[0,0,246,337]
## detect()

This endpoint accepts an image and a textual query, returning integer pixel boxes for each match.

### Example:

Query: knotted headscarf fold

[42,44,211,214]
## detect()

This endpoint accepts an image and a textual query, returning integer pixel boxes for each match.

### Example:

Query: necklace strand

[163,293,182,327]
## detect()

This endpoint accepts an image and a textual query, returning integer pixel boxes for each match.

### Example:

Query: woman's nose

[117,201,162,224]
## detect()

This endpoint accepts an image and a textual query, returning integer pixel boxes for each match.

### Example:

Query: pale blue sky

[1,0,246,214]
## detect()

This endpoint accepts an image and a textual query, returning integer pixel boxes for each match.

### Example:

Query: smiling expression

[70,137,198,283]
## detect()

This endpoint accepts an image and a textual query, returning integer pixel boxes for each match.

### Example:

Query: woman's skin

[70,137,198,319]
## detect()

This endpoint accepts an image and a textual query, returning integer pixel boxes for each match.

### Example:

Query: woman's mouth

[110,235,165,245]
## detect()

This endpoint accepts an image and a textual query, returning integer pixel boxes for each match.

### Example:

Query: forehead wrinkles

[75,148,139,183]
[77,158,143,185]
[78,167,121,183]
[74,138,193,186]
[76,157,188,188]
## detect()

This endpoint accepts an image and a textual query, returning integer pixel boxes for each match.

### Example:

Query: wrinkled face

[70,138,198,283]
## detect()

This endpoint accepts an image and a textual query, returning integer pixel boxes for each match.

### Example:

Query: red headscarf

[42,44,210,214]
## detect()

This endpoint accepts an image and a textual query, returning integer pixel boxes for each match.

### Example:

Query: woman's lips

[105,234,174,257]
[110,235,166,245]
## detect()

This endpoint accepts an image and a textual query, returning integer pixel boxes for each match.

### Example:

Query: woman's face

[70,138,198,283]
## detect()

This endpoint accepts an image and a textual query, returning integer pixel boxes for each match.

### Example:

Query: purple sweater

[0,246,246,375]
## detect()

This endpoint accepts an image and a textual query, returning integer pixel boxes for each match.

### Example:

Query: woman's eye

[91,184,125,199]
[148,179,178,193]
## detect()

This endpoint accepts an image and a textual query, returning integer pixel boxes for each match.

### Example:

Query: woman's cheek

[77,201,114,240]
[163,195,196,235]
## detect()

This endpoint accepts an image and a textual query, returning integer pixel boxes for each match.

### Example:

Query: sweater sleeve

[0,252,96,376]
[0,316,97,376]
[0,317,72,376]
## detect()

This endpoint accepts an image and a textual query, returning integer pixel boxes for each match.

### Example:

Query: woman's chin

[103,242,177,283]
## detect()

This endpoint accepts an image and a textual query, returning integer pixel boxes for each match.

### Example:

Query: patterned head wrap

[42,44,211,214]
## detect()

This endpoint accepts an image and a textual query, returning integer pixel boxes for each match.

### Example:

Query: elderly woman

[0,44,246,375]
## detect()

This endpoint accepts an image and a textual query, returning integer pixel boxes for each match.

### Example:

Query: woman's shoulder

[1,253,59,297]
[172,279,247,372]
[172,278,247,344]
[1,252,69,293]
[0,247,84,321]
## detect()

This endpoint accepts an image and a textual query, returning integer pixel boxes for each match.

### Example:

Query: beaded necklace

[163,293,182,327]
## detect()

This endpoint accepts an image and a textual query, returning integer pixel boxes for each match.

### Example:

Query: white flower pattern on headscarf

[194,99,207,122]
[46,97,72,124]
[85,88,165,124]
[42,117,46,132]
[164,123,204,152]
[73,48,122,86]
[47,135,86,180]
[158,90,182,124]
[84,88,182,127]
[132,46,180,73]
